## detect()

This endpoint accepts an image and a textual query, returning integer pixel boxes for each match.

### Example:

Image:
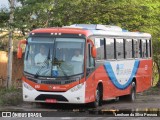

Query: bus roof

[31,24,151,39]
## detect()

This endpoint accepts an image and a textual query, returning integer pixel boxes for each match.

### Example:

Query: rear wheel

[128,82,136,102]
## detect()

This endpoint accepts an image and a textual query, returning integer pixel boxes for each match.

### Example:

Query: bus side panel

[94,59,152,100]
[95,66,131,99]
[85,59,152,102]
[85,72,97,103]
[84,65,121,103]
[136,59,152,92]
[95,66,117,99]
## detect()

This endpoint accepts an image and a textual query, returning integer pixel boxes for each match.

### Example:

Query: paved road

[1,117,160,120]
[0,91,160,119]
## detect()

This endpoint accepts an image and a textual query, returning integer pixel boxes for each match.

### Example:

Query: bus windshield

[24,37,85,78]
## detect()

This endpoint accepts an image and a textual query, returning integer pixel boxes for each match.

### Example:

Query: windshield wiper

[34,49,50,78]
[34,60,47,78]
[58,65,69,79]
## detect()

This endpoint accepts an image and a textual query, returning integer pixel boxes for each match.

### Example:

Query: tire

[115,97,119,102]
[91,86,102,108]
[128,82,136,102]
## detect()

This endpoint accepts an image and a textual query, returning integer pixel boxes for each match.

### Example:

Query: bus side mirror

[91,46,97,58]
[87,39,97,58]
[17,40,27,59]
[17,47,22,59]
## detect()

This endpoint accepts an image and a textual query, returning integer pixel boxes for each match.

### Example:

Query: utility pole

[7,0,15,88]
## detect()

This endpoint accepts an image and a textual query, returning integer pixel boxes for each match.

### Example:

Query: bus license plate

[45,99,57,103]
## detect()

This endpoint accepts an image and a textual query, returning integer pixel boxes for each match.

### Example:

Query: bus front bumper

[22,82,85,104]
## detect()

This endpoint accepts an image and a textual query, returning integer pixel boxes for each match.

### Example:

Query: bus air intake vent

[35,94,68,102]
[29,78,76,85]
[42,80,61,84]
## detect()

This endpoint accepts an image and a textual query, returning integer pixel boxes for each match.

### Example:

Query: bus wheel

[128,82,136,102]
[91,86,101,108]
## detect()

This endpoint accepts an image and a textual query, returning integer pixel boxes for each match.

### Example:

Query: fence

[0,51,23,87]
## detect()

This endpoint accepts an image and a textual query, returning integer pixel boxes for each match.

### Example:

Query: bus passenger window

[142,39,147,58]
[116,39,124,59]
[87,44,94,68]
[134,39,141,58]
[125,39,132,58]
[106,38,114,59]
[95,38,105,60]
[147,40,151,57]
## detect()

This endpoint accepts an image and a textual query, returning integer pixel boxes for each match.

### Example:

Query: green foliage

[12,0,160,32]
[0,8,9,28]
[0,0,160,83]
[142,86,160,95]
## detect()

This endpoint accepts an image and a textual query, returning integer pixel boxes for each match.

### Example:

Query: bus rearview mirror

[17,40,27,59]
[87,39,97,58]
[92,46,97,58]
[17,47,22,59]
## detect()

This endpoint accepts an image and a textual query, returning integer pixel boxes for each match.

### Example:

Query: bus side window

[125,39,132,59]
[147,40,151,57]
[87,44,95,76]
[95,38,105,60]
[87,44,94,68]
[142,39,147,58]
[134,39,141,58]
[106,38,115,59]
[116,39,124,59]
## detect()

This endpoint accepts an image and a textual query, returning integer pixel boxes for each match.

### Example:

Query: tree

[15,0,55,35]
[0,8,9,28]
[1,0,160,86]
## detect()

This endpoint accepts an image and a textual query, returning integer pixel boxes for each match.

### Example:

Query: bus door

[86,43,95,76]
[85,43,96,102]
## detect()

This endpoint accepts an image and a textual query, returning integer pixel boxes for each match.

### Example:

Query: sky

[0,0,9,8]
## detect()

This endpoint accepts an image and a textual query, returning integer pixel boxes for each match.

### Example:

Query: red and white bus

[17,24,152,107]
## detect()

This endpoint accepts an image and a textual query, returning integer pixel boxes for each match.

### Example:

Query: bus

[17,24,152,107]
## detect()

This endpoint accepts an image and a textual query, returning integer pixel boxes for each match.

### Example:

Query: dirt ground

[0,87,160,115]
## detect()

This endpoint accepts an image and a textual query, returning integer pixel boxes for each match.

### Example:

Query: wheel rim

[95,89,100,105]
[131,87,136,101]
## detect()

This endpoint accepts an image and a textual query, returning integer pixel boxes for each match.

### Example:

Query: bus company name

[48,85,66,90]
[116,64,132,75]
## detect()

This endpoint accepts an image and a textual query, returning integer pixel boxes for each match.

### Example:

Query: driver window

[87,44,94,68]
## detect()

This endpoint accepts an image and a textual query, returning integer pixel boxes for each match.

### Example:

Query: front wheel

[91,86,102,108]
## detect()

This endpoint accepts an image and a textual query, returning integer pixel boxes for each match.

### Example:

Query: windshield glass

[24,37,85,77]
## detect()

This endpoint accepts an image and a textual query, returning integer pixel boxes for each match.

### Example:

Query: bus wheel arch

[132,78,137,88]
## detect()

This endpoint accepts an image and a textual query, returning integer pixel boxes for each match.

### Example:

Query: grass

[0,87,23,106]
[143,86,160,95]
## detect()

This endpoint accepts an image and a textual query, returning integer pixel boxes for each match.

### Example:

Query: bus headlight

[23,82,34,90]
[70,83,84,92]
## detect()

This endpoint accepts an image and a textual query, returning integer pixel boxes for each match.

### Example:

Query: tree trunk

[7,0,15,88]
